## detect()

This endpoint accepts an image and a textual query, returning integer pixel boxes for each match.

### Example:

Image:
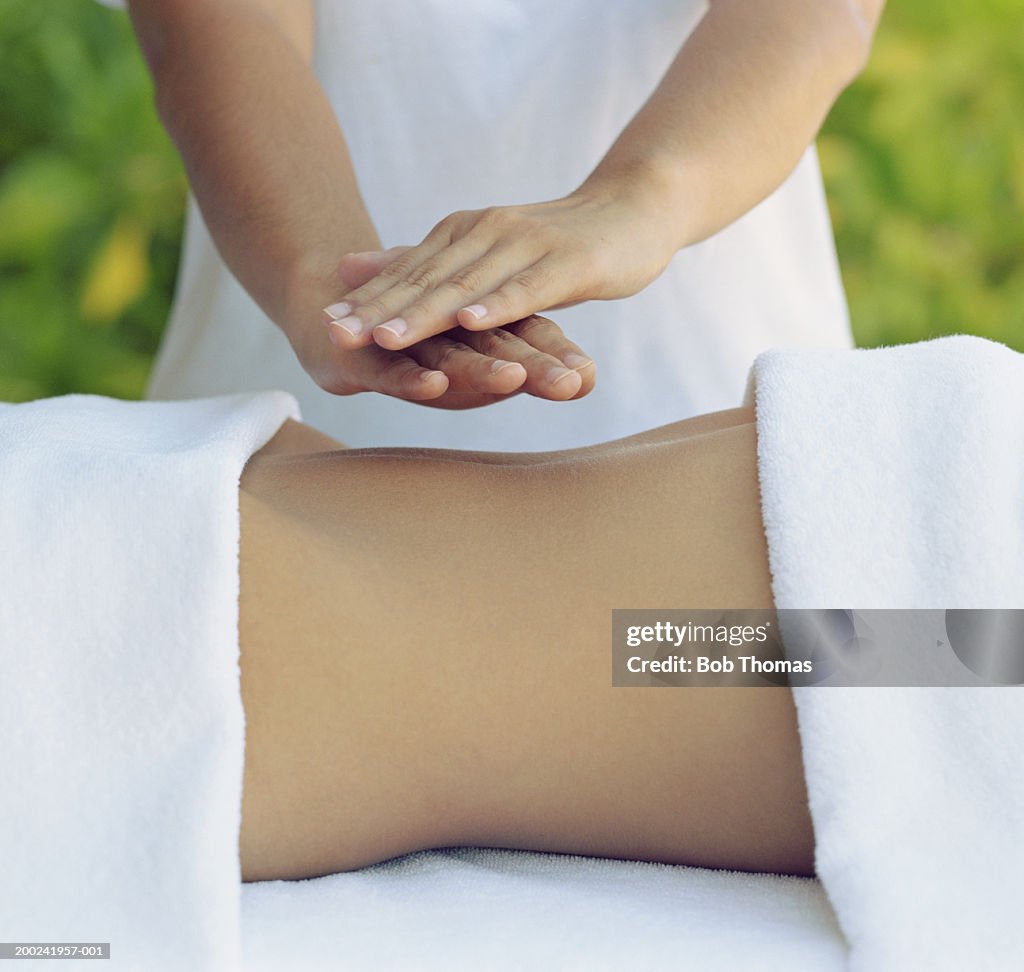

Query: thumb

[337,246,412,289]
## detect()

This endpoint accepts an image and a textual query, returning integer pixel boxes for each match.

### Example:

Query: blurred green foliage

[0,0,184,401]
[0,0,1021,402]
[821,0,1024,349]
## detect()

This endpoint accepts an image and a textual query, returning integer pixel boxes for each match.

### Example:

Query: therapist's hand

[303,248,595,410]
[322,179,680,353]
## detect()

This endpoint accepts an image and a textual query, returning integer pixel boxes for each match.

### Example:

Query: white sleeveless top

[99,0,852,449]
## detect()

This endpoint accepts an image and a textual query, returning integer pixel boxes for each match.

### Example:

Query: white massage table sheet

[241,848,846,970]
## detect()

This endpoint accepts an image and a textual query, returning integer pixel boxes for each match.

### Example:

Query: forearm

[127,0,379,340]
[581,0,885,248]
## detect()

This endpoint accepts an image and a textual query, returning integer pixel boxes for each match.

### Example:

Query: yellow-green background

[1,0,1022,402]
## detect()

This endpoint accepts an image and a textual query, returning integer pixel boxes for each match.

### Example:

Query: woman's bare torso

[235,409,814,882]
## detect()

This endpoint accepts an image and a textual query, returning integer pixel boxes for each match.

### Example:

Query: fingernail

[376,317,408,339]
[562,353,592,370]
[547,366,578,386]
[461,304,488,322]
[330,315,364,337]
[490,359,519,375]
[420,369,444,382]
[323,301,351,321]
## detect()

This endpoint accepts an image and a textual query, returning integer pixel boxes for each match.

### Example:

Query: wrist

[575,152,704,253]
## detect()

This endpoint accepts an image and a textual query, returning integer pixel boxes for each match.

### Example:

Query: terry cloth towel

[750,334,1024,972]
[0,392,298,972]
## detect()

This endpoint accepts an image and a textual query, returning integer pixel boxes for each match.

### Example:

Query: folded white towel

[751,335,1024,971]
[0,392,297,972]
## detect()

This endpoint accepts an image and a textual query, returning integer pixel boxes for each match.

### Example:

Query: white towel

[751,335,1024,971]
[241,848,847,971]
[0,392,298,972]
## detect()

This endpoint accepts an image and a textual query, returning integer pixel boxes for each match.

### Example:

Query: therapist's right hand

[298,248,597,411]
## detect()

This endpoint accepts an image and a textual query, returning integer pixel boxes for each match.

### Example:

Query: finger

[404,333,529,396]
[325,249,409,337]
[332,341,450,402]
[454,255,576,334]
[504,315,596,400]
[336,246,412,290]
[460,318,590,401]
[353,234,513,349]
[323,224,461,346]
[368,240,553,351]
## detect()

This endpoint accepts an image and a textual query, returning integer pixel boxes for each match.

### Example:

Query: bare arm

[124,0,597,405]
[128,0,370,352]
[332,0,887,349]
[583,0,889,247]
